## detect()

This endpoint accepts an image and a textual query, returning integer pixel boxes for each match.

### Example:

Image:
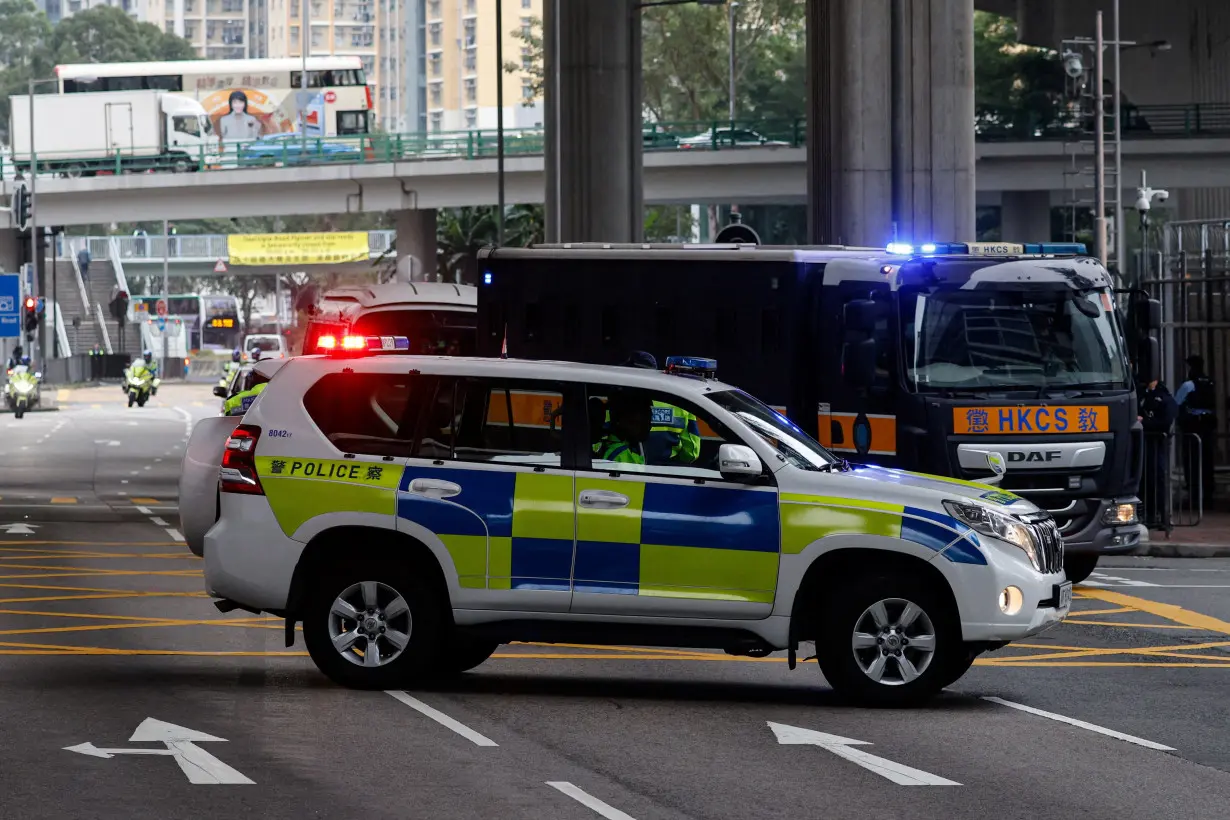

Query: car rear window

[302,373,417,457]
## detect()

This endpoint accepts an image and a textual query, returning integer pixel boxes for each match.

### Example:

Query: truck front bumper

[1054,497,1144,555]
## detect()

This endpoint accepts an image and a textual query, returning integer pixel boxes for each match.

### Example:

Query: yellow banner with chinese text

[226,232,370,266]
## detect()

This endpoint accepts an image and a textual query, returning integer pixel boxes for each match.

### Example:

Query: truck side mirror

[1138,337,1161,384]
[843,299,876,335]
[842,339,876,388]
[1130,297,1162,334]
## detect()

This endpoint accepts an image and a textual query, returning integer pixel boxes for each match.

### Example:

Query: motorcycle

[5,366,42,420]
[125,365,153,408]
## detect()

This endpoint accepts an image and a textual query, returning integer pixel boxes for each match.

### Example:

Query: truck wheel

[1064,554,1098,585]
[816,574,960,707]
[302,560,445,690]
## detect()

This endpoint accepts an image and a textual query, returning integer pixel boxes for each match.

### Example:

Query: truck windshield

[708,389,838,471]
[902,287,1129,391]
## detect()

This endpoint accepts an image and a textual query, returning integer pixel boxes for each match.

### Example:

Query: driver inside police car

[594,390,651,465]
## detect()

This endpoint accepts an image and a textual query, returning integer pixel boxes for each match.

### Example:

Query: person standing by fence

[1176,354,1217,508]
[1139,378,1178,529]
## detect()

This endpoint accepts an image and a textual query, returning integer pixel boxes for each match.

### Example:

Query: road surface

[0,384,1227,819]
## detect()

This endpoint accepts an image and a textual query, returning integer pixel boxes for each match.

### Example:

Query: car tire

[432,636,500,678]
[815,573,960,707]
[1064,554,1098,585]
[302,559,445,690]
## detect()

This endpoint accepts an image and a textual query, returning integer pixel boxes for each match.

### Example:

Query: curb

[1129,542,1230,558]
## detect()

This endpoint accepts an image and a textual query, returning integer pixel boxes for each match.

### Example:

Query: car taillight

[221,424,264,495]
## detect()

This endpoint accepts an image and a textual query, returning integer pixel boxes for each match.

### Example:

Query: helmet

[232,349,242,363]
[622,350,658,370]
[143,349,153,360]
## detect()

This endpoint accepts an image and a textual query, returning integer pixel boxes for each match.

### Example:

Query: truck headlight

[1101,503,1138,526]
[944,500,1042,571]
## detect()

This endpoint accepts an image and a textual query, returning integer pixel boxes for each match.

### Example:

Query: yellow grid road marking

[1079,588,1230,635]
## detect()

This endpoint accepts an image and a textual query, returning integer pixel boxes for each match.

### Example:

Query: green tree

[973,11,1064,140]
[50,6,197,64]
[504,15,543,105]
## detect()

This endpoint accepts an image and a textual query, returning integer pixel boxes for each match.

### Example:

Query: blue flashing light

[920,242,938,254]
[665,355,719,380]
[482,271,493,285]
[886,242,914,255]
[366,335,412,351]
[1024,242,1088,255]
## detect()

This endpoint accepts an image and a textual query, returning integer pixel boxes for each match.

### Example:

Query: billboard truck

[10,90,217,177]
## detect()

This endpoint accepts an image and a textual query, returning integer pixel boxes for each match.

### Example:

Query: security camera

[1155,189,1169,203]
[1063,50,1084,78]
[1136,186,1170,213]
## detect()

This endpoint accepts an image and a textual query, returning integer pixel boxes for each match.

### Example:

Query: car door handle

[578,489,630,509]
[408,478,462,499]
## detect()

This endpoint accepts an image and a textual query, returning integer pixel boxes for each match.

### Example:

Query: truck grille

[1021,515,1064,574]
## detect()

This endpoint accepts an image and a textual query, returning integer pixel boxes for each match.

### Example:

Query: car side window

[417,377,566,467]
[303,372,419,458]
[585,384,747,481]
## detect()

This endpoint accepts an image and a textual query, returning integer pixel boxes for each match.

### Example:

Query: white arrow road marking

[547,782,637,820]
[767,722,961,786]
[983,698,1176,750]
[386,691,498,746]
[1,523,37,535]
[64,718,254,785]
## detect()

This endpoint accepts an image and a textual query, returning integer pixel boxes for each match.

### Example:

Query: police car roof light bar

[664,355,719,380]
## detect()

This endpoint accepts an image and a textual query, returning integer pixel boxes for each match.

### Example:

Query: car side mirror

[718,443,762,479]
[212,385,227,398]
[983,451,1007,485]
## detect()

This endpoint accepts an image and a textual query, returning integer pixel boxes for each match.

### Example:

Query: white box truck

[9,90,216,178]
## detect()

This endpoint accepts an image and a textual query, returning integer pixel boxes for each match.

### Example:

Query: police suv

[197,337,1070,706]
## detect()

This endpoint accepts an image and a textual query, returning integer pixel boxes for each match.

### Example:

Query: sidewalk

[1135,510,1230,557]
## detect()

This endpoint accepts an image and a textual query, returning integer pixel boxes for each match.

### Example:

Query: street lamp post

[300,0,309,156]
[26,77,61,365]
[728,2,739,123]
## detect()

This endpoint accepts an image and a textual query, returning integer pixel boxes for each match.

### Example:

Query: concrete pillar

[0,229,21,273]
[807,0,975,246]
[395,209,437,283]
[543,0,643,243]
[1000,191,1053,242]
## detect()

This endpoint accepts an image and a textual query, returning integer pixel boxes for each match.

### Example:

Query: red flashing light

[341,335,366,350]
[316,335,337,350]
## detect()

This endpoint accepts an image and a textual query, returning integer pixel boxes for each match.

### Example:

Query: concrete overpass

[4,135,1227,254]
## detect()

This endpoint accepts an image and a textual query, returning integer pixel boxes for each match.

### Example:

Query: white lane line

[143,465,152,471]
[129,471,139,475]
[984,698,1175,751]
[546,783,637,820]
[120,480,129,485]
[165,528,185,542]
[150,517,169,527]
[136,506,153,515]
[385,691,498,747]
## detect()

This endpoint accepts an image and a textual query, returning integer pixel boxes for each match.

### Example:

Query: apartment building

[424,0,542,133]
[35,0,144,24]
[36,1,269,60]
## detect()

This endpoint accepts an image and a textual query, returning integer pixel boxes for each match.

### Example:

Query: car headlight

[1101,502,1138,526]
[943,500,1042,571]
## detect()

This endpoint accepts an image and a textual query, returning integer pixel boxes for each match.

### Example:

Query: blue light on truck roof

[664,356,718,380]
[891,241,1089,257]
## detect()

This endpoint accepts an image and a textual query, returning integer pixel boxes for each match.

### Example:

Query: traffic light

[11,184,29,232]
[23,297,37,332]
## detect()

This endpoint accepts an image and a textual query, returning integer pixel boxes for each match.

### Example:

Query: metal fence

[1141,432,1204,534]
[1137,218,1229,508]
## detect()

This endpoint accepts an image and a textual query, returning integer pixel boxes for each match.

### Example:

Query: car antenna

[500,325,508,359]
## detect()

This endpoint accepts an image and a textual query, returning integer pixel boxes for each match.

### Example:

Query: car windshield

[901,286,1130,391]
[708,389,837,471]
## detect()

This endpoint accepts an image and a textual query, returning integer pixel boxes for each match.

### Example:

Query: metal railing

[3,106,1227,180]
[84,230,396,262]
[1140,432,1204,534]
[66,237,91,313]
[94,301,113,355]
[53,301,71,358]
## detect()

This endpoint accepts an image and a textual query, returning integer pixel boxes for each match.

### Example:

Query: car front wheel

[303,561,445,690]
[816,574,961,707]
